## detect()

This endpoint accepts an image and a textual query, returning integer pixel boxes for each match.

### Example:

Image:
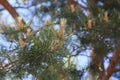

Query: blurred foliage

[0,0,120,79]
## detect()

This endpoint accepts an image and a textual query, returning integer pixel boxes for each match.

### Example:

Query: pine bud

[9,35,14,42]
[59,24,64,39]
[50,47,55,52]
[59,24,64,34]
[68,28,72,35]
[103,12,109,22]
[55,11,59,16]
[0,30,5,34]
[53,0,57,5]
[45,18,49,26]
[48,65,54,71]
[60,74,66,80]
[58,18,67,39]
[19,37,25,48]
[26,28,32,38]
[71,4,75,13]
[88,19,92,28]
[73,24,76,29]
[57,42,63,49]
[17,17,24,31]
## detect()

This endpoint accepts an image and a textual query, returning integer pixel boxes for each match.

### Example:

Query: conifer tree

[0,0,120,80]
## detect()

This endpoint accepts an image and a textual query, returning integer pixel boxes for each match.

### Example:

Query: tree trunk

[104,45,120,80]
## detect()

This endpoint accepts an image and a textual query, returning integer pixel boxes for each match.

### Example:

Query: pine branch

[114,69,120,73]
[0,0,26,25]
[105,45,120,80]
[0,6,31,11]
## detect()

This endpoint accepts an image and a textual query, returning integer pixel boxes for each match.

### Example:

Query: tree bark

[104,45,120,80]
[0,0,25,24]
